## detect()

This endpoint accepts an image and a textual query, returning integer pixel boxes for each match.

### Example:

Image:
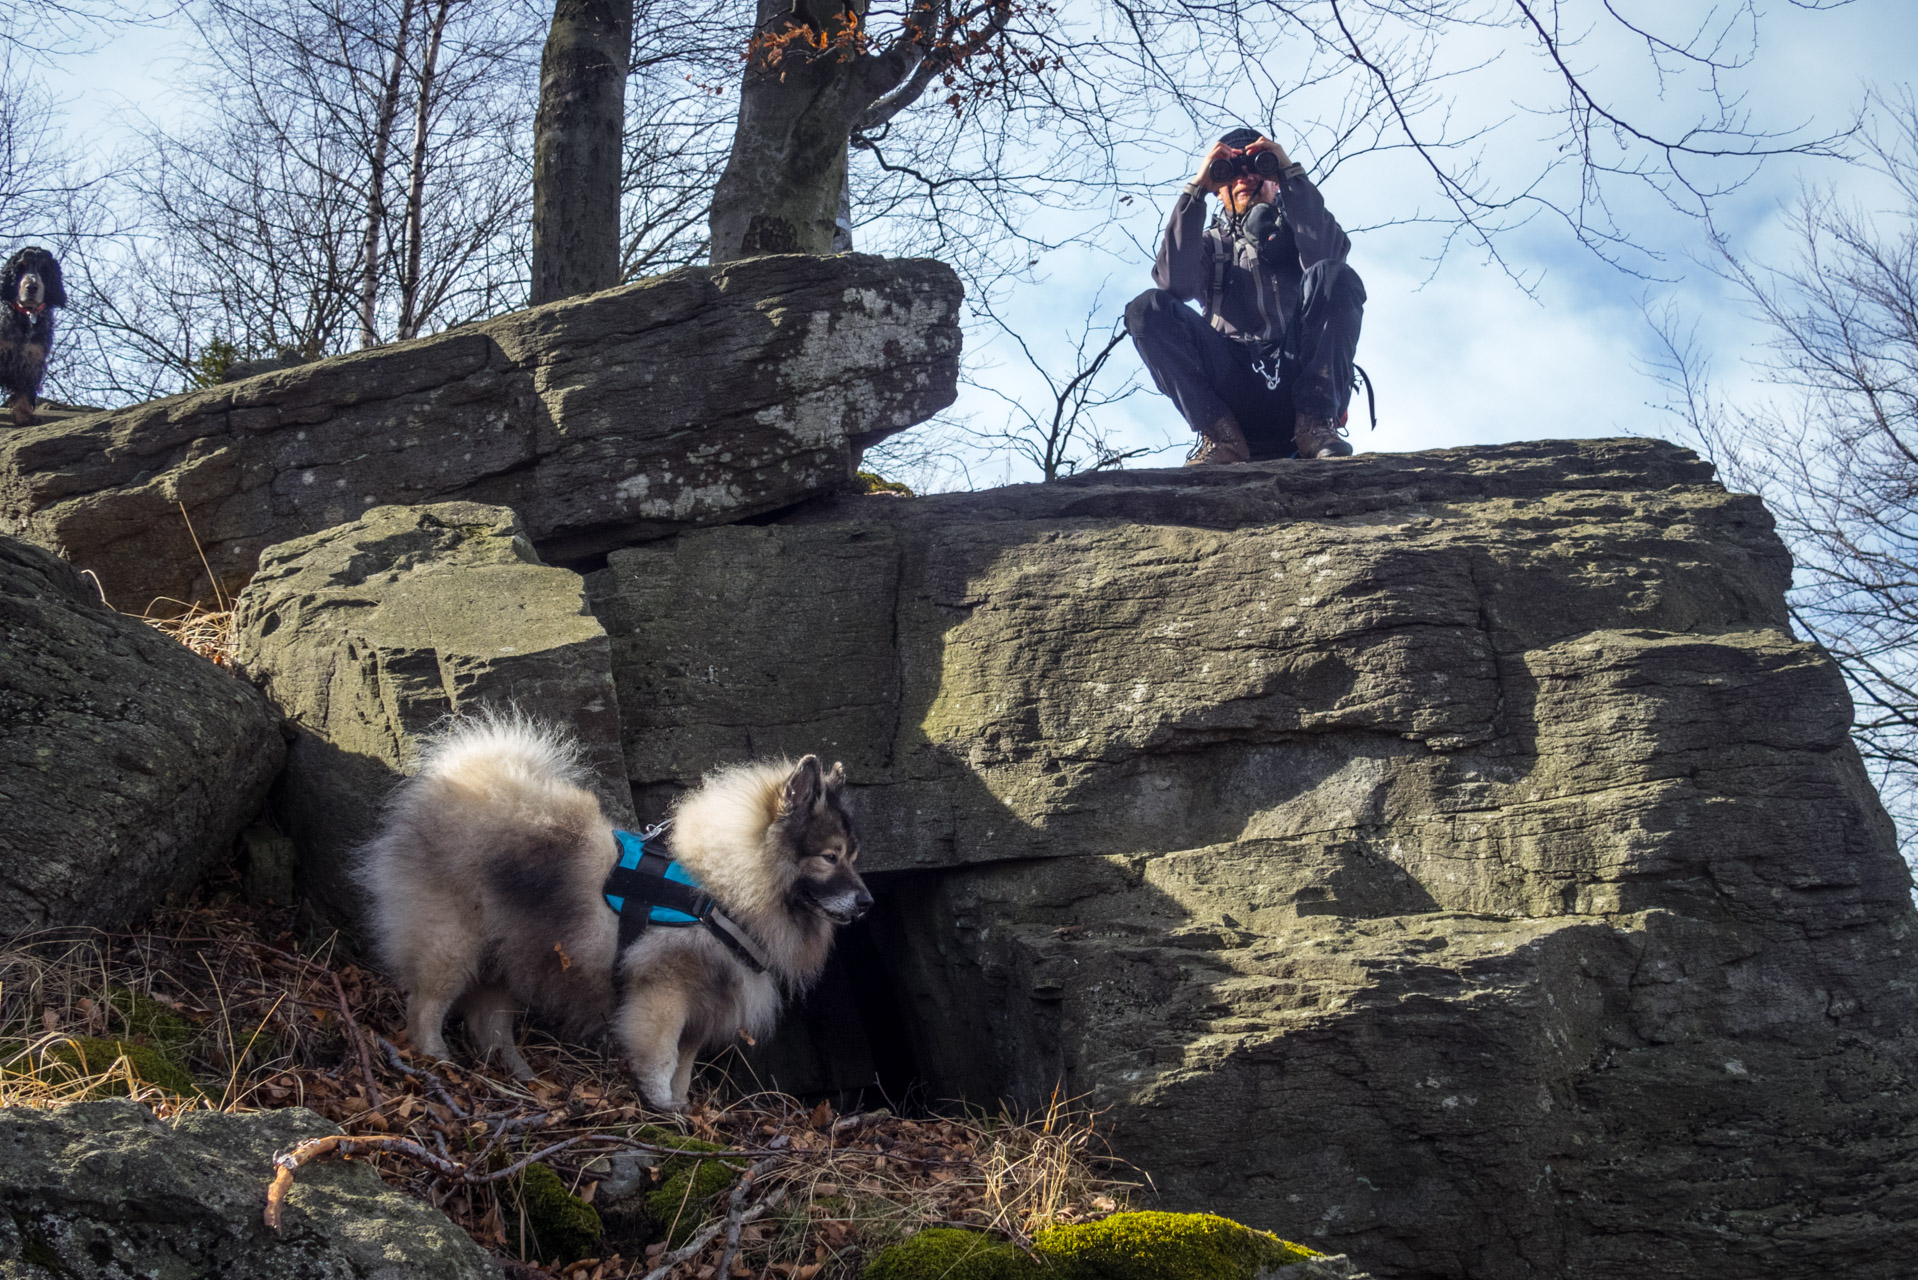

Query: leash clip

[1251,357,1282,392]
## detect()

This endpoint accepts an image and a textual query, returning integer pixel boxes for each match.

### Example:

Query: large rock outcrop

[232,502,632,920]
[586,438,1918,1279]
[0,535,283,934]
[0,1099,497,1278]
[0,253,961,613]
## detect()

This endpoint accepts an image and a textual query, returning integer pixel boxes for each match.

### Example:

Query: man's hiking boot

[1294,412,1352,459]
[1185,413,1251,465]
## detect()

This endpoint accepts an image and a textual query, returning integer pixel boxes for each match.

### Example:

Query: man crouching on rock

[1127,127,1365,463]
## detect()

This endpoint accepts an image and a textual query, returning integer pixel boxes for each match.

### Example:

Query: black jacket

[1152,171,1350,355]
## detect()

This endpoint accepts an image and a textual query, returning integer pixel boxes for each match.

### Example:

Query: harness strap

[601,825,770,974]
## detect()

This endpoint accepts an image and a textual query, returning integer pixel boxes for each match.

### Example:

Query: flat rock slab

[0,535,283,934]
[0,253,961,613]
[233,502,631,922]
[588,437,1918,1278]
[0,1099,497,1278]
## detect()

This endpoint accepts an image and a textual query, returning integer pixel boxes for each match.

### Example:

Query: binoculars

[1208,147,1284,185]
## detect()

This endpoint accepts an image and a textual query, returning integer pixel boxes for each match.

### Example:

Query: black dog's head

[773,755,874,925]
[3,247,66,317]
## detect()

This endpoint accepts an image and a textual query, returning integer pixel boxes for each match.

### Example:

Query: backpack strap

[1207,224,1230,331]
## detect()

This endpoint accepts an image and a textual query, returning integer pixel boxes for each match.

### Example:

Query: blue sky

[27,1,1918,487]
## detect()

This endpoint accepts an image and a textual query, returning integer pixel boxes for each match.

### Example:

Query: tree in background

[965,289,1155,481]
[1652,93,1918,863]
[61,0,540,402]
[0,47,93,265]
[707,0,1041,264]
[530,0,631,304]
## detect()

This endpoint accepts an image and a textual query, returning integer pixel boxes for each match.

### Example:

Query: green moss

[506,1162,602,1265]
[857,471,915,497]
[1033,1211,1319,1279]
[862,1214,1321,1280]
[861,1228,1035,1280]
[105,986,195,1053]
[44,1037,201,1098]
[634,1126,745,1247]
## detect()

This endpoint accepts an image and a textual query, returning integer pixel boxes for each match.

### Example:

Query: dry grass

[141,603,238,667]
[0,892,1134,1279]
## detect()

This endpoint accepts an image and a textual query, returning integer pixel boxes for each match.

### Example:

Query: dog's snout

[853,886,874,915]
[17,274,40,306]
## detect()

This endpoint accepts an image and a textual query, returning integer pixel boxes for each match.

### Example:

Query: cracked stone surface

[0,1099,497,1279]
[232,502,632,921]
[0,535,283,934]
[587,438,1918,1278]
[0,253,961,613]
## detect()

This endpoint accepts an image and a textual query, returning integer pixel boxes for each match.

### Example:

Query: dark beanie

[1218,127,1263,148]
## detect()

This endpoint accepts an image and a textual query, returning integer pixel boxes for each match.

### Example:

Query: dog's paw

[633,1080,686,1114]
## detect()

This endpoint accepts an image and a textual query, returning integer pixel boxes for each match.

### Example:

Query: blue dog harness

[601,824,769,974]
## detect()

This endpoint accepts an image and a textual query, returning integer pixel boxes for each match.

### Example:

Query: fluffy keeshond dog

[354,713,872,1111]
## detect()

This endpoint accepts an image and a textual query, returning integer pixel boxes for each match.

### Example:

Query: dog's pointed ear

[783,755,823,814]
[825,761,846,792]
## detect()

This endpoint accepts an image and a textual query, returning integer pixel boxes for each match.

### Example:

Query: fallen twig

[712,1156,781,1280]
[641,1171,785,1280]
[265,1134,466,1230]
[331,973,380,1111]
[377,1036,468,1118]
[264,1132,596,1231]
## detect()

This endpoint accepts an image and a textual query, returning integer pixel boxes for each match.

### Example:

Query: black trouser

[1125,263,1365,459]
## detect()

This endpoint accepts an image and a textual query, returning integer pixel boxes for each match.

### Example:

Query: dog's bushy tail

[352,708,596,903]
[409,707,590,792]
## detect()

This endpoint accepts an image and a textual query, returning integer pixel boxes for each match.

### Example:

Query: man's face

[1225,172,1278,215]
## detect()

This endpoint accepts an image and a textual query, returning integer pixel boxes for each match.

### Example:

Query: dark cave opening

[735,879,931,1114]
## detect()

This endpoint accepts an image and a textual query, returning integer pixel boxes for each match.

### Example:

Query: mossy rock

[861,1227,1034,1280]
[104,986,196,1054]
[42,1037,202,1098]
[1036,1212,1319,1279]
[592,1125,746,1251]
[861,1214,1322,1280]
[857,470,914,497]
[642,1129,743,1247]
[505,1162,602,1265]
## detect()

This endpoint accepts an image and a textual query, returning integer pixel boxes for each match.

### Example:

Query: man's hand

[1246,136,1293,170]
[1193,140,1236,195]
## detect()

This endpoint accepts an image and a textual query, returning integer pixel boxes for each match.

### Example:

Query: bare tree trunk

[531,0,631,305]
[708,0,865,263]
[399,0,453,339]
[707,0,1010,265]
[360,0,419,348]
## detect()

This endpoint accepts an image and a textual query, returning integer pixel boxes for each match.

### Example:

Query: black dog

[1,246,65,426]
